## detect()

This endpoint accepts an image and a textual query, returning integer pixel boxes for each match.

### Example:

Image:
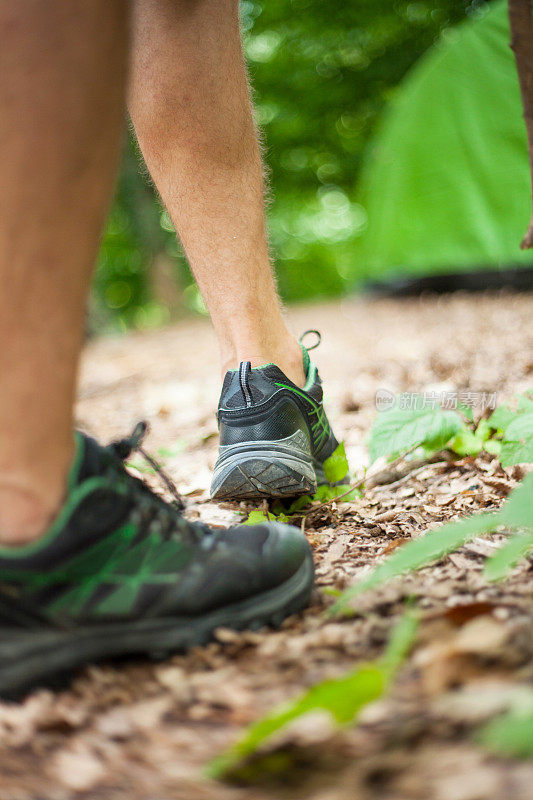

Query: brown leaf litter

[1,292,532,800]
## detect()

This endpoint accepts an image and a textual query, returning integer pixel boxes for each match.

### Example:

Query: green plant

[206,612,418,780]
[488,394,533,466]
[478,709,533,759]
[484,528,533,581]
[367,390,533,466]
[323,441,349,483]
[244,507,292,526]
[368,402,464,462]
[243,441,358,524]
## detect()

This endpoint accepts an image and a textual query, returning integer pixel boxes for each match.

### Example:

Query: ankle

[0,482,64,546]
[0,433,75,545]
[0,444,73,547]
[221,332,306,388]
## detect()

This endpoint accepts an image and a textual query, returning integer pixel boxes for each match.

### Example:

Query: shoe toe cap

[258,522,313,587]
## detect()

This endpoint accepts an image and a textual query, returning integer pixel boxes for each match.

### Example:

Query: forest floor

[1,291,532,800]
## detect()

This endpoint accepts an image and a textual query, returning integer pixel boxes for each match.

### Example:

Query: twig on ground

[301,446,420,518]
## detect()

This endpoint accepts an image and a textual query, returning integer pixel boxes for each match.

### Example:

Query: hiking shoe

[0,424,314,698]
[211,331,346,500]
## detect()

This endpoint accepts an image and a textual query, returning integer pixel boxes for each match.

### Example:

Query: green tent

[356,0,533,280]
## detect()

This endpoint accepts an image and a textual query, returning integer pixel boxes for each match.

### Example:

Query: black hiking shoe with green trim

[0,425,314,698]
[211,331,346,500]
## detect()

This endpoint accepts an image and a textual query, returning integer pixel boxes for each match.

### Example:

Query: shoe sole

[211,442,317,500]
[0,553,314,699]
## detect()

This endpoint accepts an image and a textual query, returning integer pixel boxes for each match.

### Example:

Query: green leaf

[457,402,474,422]
[244,508,291,526]
[484,530,533,582]
[500,413,533,465]
[323,442,349,483]
[321,587,342,598]
[485,392,533,442]
[126,460,156,475]
[450,429,483,457]
[207,666,384,779]
[314,483,360,502]
[281,487,358,517]
[498,473,533,528]
[486,404,517,434]
[500,439,533,466]
[206,615,417,780]
[504,412,533,441]
[283,484,361,515]
[381,611,419,677]
[286,495,313,513]
[329,484,361,501]
[478,711,533,759]
[368,405,464,463]
[244,509,270,526]
[517,392,533,412]
[484,439,502,456]
[313,484,338,502]
[156,441,186,459]
[475,418,492,442]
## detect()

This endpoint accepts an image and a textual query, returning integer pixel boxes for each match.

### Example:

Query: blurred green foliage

[93,0,490,330]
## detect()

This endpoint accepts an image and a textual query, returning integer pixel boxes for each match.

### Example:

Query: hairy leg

[0,0,128,543]
[129,0,305,385]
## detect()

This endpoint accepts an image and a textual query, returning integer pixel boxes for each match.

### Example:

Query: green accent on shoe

[67,432,86,493]
[0,476,118,560]
[212,329,345,501]
[0,425,314,697]
[303,359,317,393]
[300,342,311,382]
[274,380,330,449]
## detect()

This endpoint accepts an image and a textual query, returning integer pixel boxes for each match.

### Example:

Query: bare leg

[129,0,305,385]
[0,0,128,543]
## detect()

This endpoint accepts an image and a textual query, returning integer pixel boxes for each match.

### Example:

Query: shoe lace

[109,422,216,551]
[298,329,322,351]
[111,421,185,511]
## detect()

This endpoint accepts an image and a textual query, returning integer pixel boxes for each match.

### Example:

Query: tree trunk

[509,0,533,248]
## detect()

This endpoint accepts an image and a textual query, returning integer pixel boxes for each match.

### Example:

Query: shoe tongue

[67,432,110,489]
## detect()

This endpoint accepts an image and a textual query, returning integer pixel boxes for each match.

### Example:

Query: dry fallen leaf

[49,741,107,792]
[0,292,529,799]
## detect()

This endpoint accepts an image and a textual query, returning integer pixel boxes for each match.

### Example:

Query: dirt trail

[1,292,532,799]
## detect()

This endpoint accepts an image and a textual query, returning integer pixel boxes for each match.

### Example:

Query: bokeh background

[92,0,531,333]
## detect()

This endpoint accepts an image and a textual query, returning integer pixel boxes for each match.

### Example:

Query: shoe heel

[211,444,317,500]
